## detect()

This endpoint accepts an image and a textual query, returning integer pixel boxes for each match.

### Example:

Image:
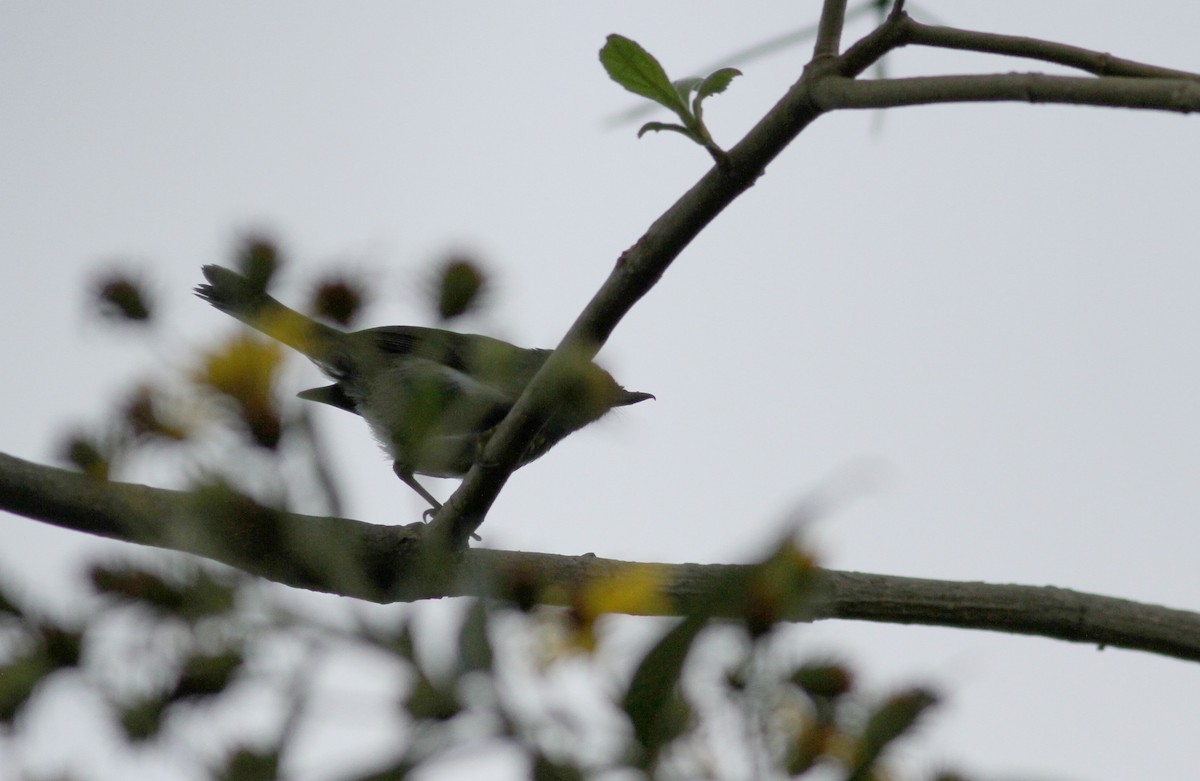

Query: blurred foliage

[310,274,367,327]
[0,557,956,781]
[93,269,154,323]
[236,234,282,295]
[195,335,285,449]
[22,234,966,779]
[433,255,487,321]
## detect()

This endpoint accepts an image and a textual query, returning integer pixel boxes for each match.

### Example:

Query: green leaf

[600,35,689,117]
[636,121,695,140]
[214,747,281,781]
[90,565,237,622]
[0,652,53,723]
[531,752,585,781]
[692,67,742,128]
[170,650,244,701]
[672,77,704,105]
[696,67,742,101]
[435,257,487,321]
[456,599,493,676]
[118,696,169,742]
[620,614,706,765]
[405,670,460,721]
[791,662,854,700]
[849,687,939,780]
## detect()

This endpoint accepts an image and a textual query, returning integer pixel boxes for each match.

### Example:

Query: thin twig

[903,16,1200,80]
[812,72,1200,113]
[837,4,911,77]
[813,0,851,59]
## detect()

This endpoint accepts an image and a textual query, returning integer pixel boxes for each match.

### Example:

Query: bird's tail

[195,264,345,363]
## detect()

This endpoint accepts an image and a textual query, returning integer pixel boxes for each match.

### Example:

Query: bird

[195,264,653,512]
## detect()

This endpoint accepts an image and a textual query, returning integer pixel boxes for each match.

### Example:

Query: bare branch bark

[4,452,1200,663]
[813,0,850,59]
[812,72,1200,113]
[901,16,1200,80]
[838,11,1200,88]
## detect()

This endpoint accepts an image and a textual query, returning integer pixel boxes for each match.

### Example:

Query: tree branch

[812,72,1200,113]
[901,15,1200,80]
[3,452,1200,663]
[813,0,850,59]
[0,452,437,603]
[429,13,1200,547]
[837,3,911,77]
[837,10,1200,91]
[428,47,833,547]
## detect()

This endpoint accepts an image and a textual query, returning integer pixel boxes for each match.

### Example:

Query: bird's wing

[367,326,550,397]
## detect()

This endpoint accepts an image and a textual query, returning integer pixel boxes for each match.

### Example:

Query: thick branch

[3,452,1200,663]
[0,452,434,602]
[812,72,1200,113]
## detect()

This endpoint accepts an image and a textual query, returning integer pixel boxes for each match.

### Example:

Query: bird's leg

[392,462,482,540]
[393,462,442,521]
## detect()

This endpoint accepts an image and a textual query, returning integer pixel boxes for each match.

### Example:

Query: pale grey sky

[3,3,1199,779]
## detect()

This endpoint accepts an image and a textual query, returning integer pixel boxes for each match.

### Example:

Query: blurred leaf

[600,35,688,117]
[311,275,366,326]
[235,234,281,294]
[170,650,244,701]
[39,625,82,669]
[118,695,169,742]
[933,771,973,781]
[786,722,834,776]
[0,584,22,618]
[94,272,153,323]
[60,432,110,480]
[531,752,584,781]
[435,257,487,320]
[722,536,822,636]
[849,687,939,780]
[368,619,418,664]
[214,747,280,781]
[791,662,854,700]
[456,599,493,676]
[404,670,460,722]
[352,758,417,781]
[90,565,237,621]
[620,614,706,765]
[497,563,542,613]
[123,386,189,442]
[195,336,284,448]
[578,564,673,620]
[0,651,54,723]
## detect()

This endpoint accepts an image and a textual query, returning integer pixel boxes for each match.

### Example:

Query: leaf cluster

[600,34,742,165]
